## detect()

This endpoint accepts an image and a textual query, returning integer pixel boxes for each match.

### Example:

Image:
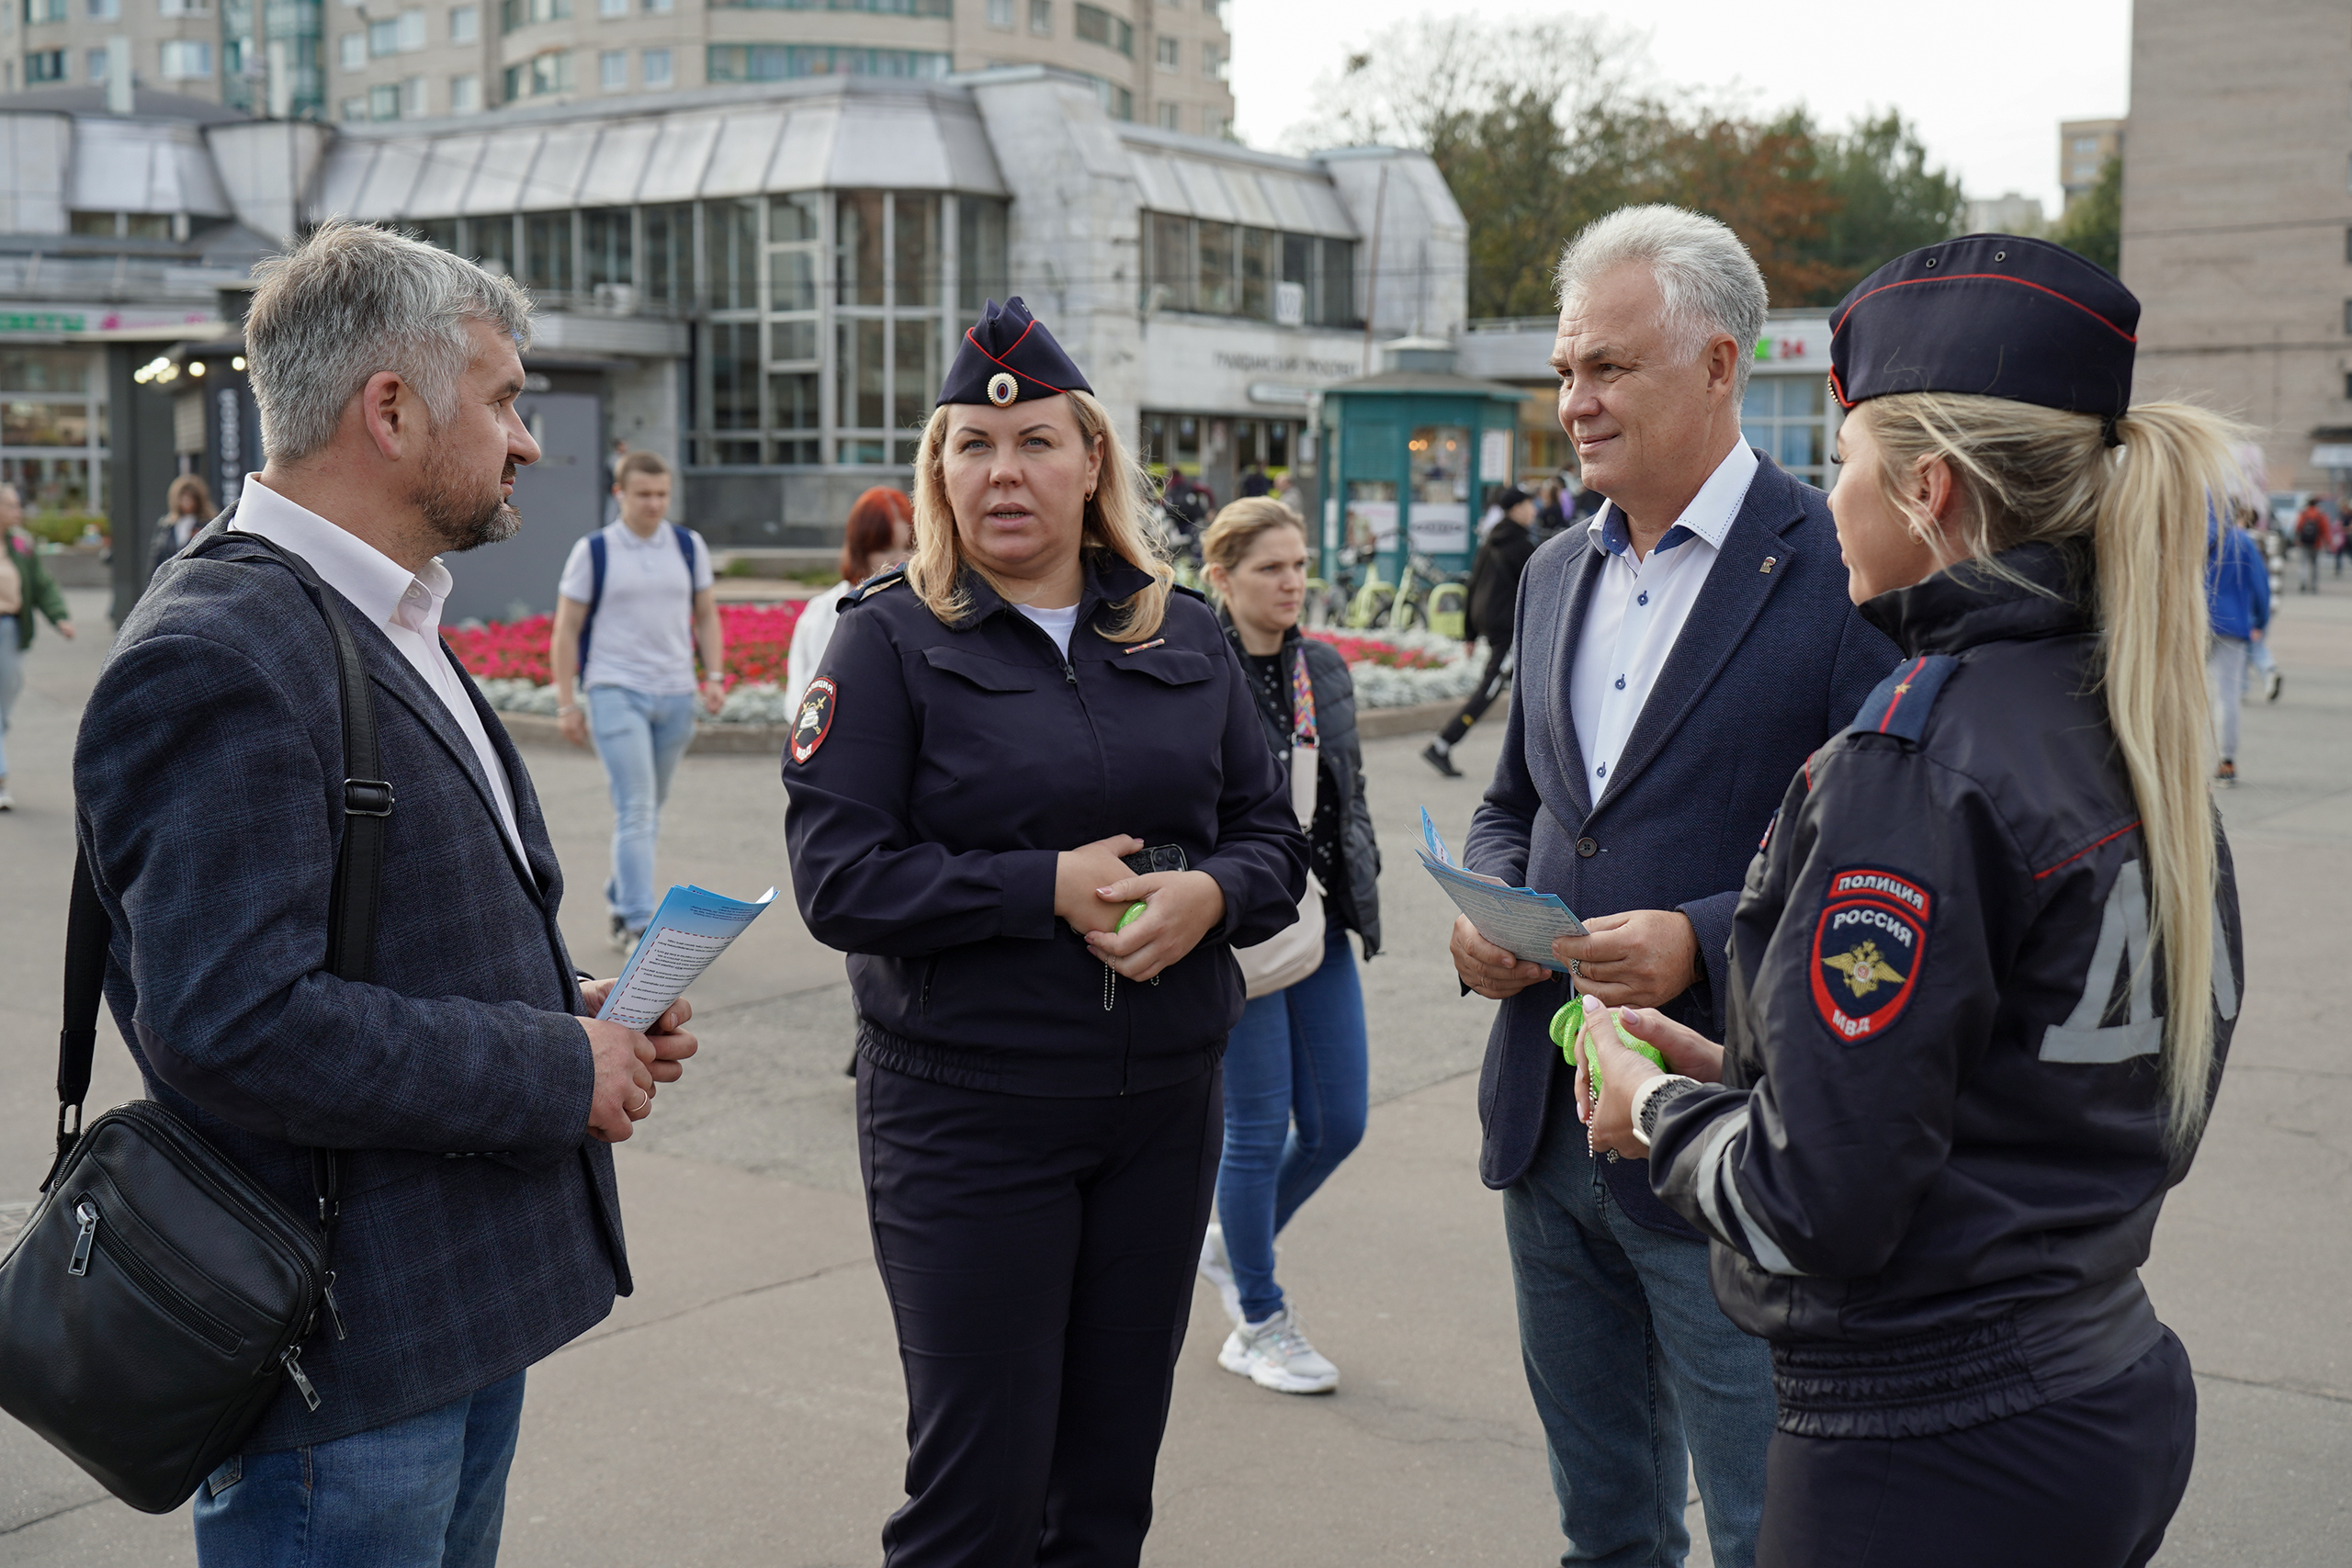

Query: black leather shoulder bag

[0,527,392,1514]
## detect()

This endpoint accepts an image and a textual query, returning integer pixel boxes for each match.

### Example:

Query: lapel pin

[1759,556,1778,574]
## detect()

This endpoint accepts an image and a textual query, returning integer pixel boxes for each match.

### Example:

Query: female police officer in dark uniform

[784,297,1306,1567]
[1575,237,2246,1567]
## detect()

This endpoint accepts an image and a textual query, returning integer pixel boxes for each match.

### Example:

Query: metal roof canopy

[315,77,1011,222]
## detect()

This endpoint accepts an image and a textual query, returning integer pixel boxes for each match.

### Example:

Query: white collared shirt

[1569,441,1759,799]
[232,476,526,861]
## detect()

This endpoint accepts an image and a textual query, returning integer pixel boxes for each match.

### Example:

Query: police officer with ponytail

[784,299,1306,1568]
[1577,237,2246,1567]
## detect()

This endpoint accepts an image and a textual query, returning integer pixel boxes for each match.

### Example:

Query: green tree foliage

[1296,17,1967,316]
[2053,154,2121,276]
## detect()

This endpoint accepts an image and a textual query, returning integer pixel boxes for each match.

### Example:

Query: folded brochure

[597,883,777,1030]
[1418,807,1587,972]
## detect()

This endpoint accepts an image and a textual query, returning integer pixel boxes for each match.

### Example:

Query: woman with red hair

[788,486,914,708]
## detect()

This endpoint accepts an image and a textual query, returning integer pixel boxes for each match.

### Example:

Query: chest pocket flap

[1112,647,1218,686]
[922,645,1041,693]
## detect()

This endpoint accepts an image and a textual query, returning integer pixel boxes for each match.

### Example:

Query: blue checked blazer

[73,531,627,1453]
[1464,453,1898,1233]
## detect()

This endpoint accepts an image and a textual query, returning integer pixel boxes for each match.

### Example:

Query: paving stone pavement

[3,578,2347,1565]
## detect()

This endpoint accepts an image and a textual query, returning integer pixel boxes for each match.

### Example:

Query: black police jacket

[1646,543,2243,1438]
[783,552,1308,1098]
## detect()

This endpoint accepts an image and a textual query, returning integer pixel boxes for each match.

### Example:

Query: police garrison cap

[1828,234,2139,432]
[939,296,1093,409]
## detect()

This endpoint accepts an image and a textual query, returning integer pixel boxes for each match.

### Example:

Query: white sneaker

[1197,1223,1242,1324]
[1217,1305,1339,1394]
[0,788,13,812]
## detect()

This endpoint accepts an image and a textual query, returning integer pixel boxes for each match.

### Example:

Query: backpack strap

[580,532,608,679]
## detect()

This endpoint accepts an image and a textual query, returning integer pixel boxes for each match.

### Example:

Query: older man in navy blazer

[74,221,695,1566]
[1451,208,1896,1567]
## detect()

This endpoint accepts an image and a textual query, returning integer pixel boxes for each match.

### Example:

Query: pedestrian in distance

[1449,206,1898,1568]
[1195,497,1383,1395]
[2237,504,2284,704]
[1580,232,2246,1568]
[1422,486,1539,778]
[1239,460,1273,498]
[0,481,77,812]
[549,449,727,952]
[2207,502,2272,786]
[150,472,215,579]
[2292,497,2325,592]
[782,296,1306,1568]
[2328,498,2347,578]
[72,219,696,1567]
[786,485,913,711]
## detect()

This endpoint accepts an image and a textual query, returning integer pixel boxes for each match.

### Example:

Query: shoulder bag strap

[581,532,607,675]
[52,523,390,1271]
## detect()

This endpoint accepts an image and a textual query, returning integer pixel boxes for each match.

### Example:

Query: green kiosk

[1315,337,1528,629]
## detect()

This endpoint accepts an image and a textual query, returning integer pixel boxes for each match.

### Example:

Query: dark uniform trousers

[1758,1328,2196,1568]
[856,1059,1223,1568]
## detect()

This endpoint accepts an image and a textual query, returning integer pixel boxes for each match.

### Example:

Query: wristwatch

[1629,1073,1701,1148]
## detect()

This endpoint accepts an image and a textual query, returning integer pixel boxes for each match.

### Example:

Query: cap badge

[987,372,1018,407]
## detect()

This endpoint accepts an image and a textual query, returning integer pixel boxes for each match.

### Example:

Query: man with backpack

[550,450,725,949]
[2293,497,2326,592]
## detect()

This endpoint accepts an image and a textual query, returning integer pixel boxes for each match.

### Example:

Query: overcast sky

[1227,0,2131,219]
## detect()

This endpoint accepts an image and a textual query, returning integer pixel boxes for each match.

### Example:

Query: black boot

[1421,742,1462,778]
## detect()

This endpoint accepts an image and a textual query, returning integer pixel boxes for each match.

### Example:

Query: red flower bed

[1303,629,1455,671]
[447,600,807,689]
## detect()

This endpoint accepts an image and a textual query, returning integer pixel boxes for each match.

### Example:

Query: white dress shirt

[1569,441,1759,800]
[232,476,527,861]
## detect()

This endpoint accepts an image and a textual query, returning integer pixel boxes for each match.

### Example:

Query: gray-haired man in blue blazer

[74,220,697,1567]
[1450,208,1897,1566]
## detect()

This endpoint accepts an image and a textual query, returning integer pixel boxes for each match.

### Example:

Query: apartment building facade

[2123,0,2352,496]
[5,0,1235,134]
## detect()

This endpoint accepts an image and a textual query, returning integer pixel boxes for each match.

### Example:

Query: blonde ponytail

[1860,392,2246,1147]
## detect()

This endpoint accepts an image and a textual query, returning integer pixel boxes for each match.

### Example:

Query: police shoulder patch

[1810,866,1932,1043]
[790,677,837,764]
[1848,654,1961,743]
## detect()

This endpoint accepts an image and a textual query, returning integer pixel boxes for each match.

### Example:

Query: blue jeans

[0,615,19,780]
[588,684,696,929]
[193,1371,526,1568]
[1503,1066,1774,1568]
[1216,921,1368,1323]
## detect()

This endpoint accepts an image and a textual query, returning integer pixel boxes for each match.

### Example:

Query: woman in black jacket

[1193,497,1383,1395]
[1576,237,2245,1568]
[783,299,1306,1567]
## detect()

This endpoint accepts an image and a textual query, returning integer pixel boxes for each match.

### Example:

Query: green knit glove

[1548,997,1668,1095]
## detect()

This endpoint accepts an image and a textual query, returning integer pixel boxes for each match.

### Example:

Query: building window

[499,0,568,29]
[86,0,117,17]
[26,50,67,81]
[1027,0,1047,34]
[1155,34,1176,71]
[449,4,476,39]
[1740,376,1832,490]
[339,31,364,68]
[985,0,1010,25]
[158,0,209,13]
[25,0,65,24]
[85,47,109,79]
[1074,3,1131,53]
[341,96,368,119]
[598,0,623,13]
[1200,41,1223,79]
[583,208,632,291]
[1143,212,1357,326]
[523,211,573,294]
[369,17,400,52]
[1,347,107,521]
[450,72,480,109]
[1081,74,1131,120]
[402,73,427,114]
[159,39,213,77]
[368,81,400,118]
[645,0,671,12]
[640,46,670,85]
[705,44,949,81]
[398,8,426,46]
[502,48,572,97]
[599,48,625,86]
[707,0,949,8]
[1156,101,1177,130]
[2344,299,2352,334]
